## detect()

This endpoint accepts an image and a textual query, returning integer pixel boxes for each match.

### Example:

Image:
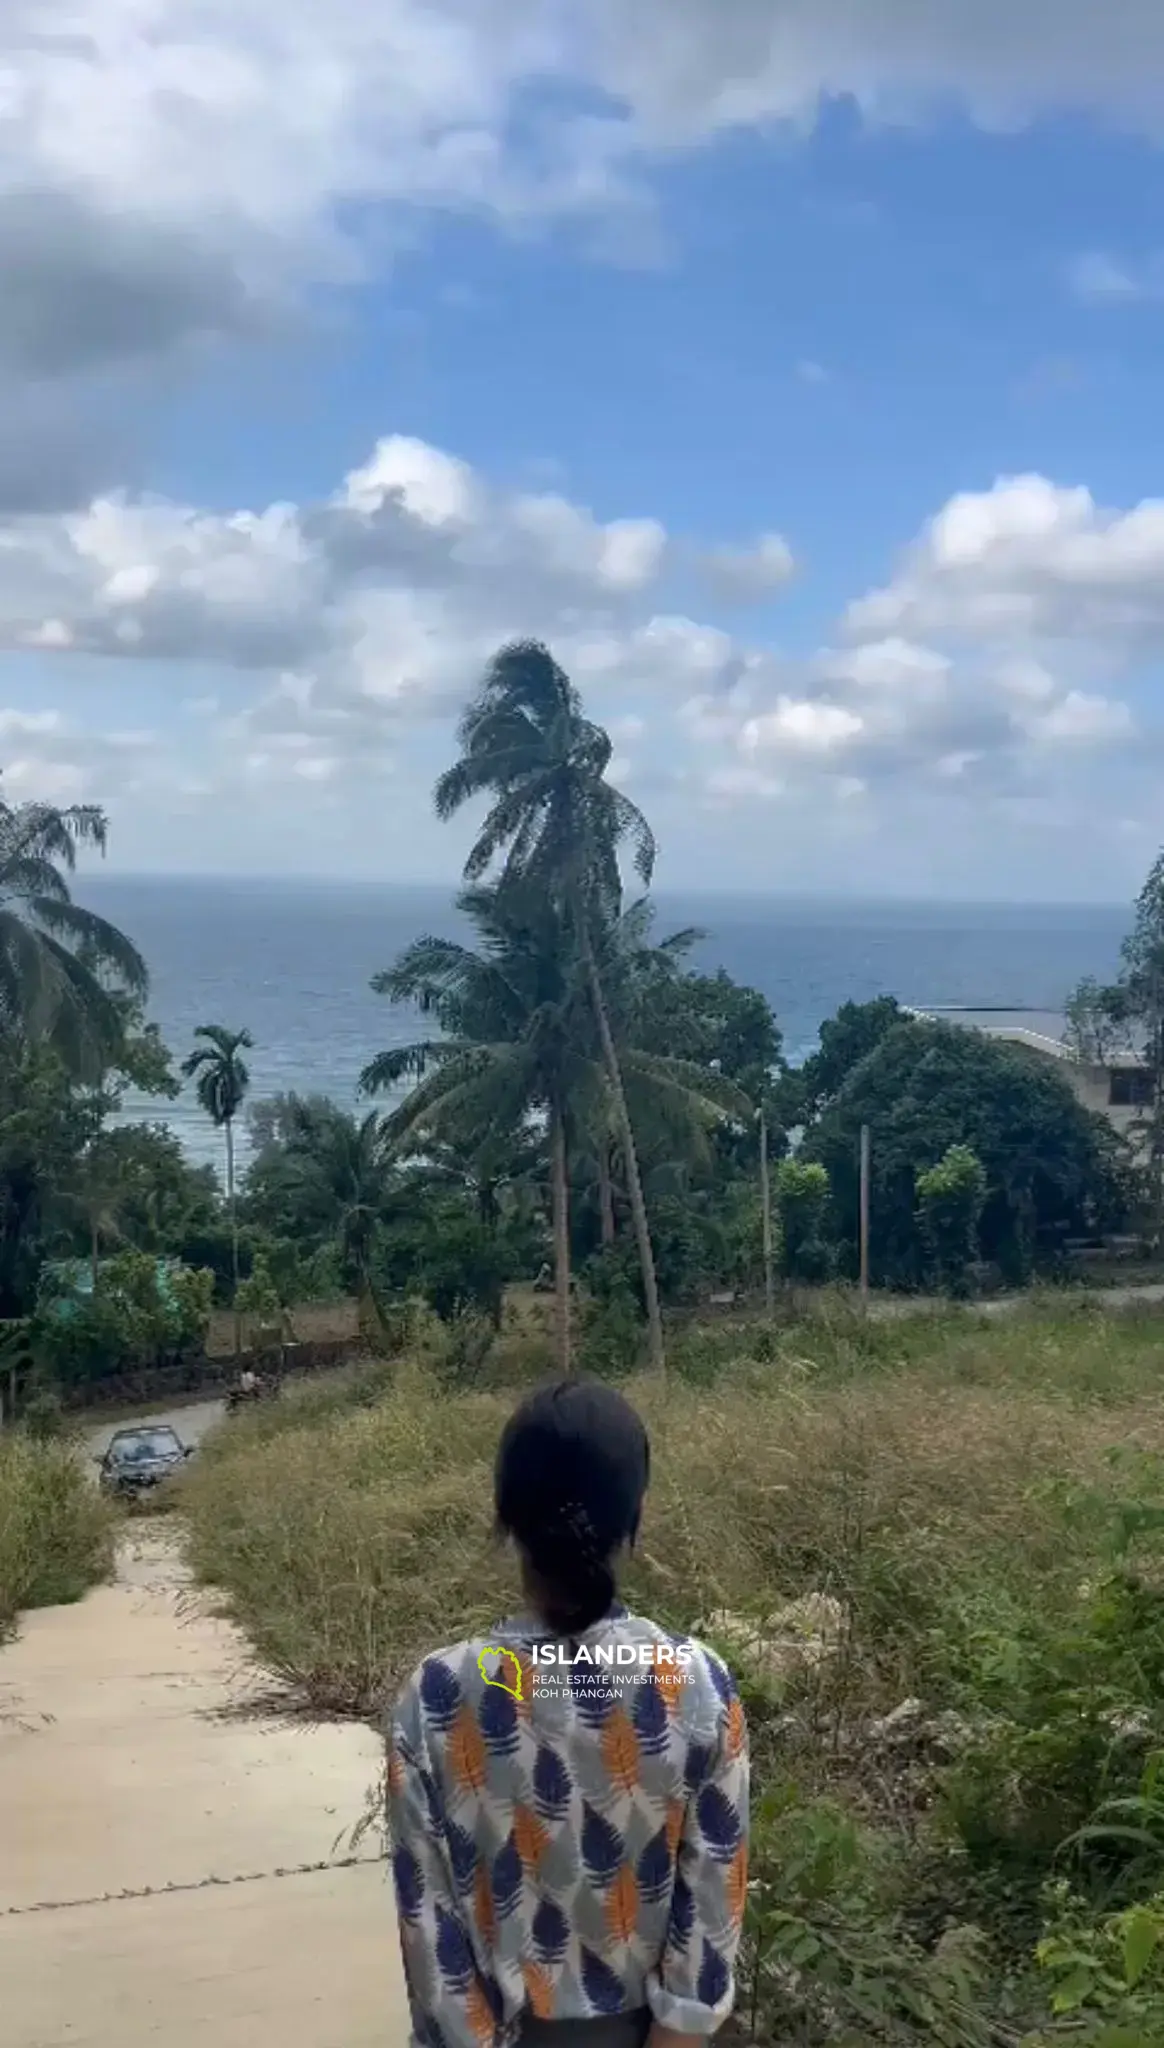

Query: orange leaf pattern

[513,1802,550,1872]
[600,1706,641,1794]
[605,1861,640,1945]
[447,1704,488,1794]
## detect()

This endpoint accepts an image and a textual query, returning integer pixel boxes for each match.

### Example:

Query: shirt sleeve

[387,1705,501,2048]
[646,1686,750,2038]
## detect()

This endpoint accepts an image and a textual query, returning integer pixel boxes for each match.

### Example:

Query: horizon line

[77,869,1135,912]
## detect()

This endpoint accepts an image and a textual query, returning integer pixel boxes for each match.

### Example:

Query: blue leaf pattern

[532,1897,570,1963]
[445,1817,478,1894]
[478,1679,520,1754]
[697,1781,742,1862]
[393,1843,424,1922]
[581,1946,628,2015]
[533,1744,572,1819]
[581,1801,624,1887]
[697,1938,730,2009]
[492,1831,523,1920]
[636,1825,672,1905]
[419,1656,462,1729]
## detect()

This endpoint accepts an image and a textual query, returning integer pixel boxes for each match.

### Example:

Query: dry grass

[205,1296,359,1355]
[182,1305,1164,1720]
[0,1432,116,1639]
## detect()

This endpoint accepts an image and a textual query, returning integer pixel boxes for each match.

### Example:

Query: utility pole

[758,1107,775,1317]
[859,1124,871,1308]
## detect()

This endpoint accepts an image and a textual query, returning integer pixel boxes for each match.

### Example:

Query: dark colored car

[96,1425,193,1500]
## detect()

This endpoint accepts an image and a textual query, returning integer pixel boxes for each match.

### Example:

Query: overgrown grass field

[0,1432,115,1640]
[184,1304,1164,2043]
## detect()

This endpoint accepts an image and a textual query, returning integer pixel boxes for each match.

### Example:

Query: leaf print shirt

[387,1608,749,2047]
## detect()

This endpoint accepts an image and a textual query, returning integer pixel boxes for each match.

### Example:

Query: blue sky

[6,2,1164,898]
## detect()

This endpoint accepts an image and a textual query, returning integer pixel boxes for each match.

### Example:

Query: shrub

[916,1145,988,1298]
[777,1161,834,1284]
[0,1431,114,1638]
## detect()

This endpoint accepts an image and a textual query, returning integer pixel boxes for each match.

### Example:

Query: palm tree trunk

[226,1116,241,1358]
[90,1219,100,1292]
[583,940,665,1376]
[597,1142,616,1248]
[549,1099,572,1375]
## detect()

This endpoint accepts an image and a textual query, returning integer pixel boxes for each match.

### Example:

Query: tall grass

[183,1307,1164,1718]
[0,1432,115,1639]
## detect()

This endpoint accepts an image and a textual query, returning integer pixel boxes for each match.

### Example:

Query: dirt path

[0,1527,407,2047]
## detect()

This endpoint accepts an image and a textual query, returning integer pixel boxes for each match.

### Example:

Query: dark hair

[494,1380,650,1637]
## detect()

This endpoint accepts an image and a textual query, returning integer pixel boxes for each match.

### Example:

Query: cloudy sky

[7,2,1164,897]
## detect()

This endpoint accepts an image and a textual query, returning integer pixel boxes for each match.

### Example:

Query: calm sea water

[77,876,1130,1168]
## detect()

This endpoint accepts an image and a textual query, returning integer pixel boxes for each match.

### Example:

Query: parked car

[95,1424,193,1501]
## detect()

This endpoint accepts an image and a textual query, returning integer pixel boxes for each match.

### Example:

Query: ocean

[76,876,1131,1168]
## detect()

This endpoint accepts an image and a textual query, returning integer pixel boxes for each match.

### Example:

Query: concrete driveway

[0,1528,408,2047]
[84,1398,226,1461]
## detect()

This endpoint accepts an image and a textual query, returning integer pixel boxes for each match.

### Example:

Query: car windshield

[109,1429,182,1464]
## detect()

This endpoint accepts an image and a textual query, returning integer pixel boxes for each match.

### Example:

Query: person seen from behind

[387,1380,749,2048]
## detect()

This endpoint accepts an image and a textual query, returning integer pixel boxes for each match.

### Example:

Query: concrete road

[85,1397,225,1460]
[0,1528,408,2047]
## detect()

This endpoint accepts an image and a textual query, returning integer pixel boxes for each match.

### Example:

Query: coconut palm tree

[363,884,750,1371]
[258,1097,400,1337]
[0,796,148,1079]
[181,1024,253,1354]
[433,641,669,1370]
[361,884,590,1373]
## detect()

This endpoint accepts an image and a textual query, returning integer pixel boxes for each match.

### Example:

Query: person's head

[494,1380,650,1637]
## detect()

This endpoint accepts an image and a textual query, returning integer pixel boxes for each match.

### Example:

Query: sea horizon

[72,874,1132,1169]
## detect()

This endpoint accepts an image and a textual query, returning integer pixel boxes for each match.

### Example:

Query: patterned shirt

[387,1607,749,2047]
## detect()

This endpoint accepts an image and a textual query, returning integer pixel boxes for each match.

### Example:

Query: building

[908,1006,1155,1149]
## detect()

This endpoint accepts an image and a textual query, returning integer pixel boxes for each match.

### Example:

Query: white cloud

[742,698,864,756]
[1024,690,1136,743]
[0,440,1152,854]
[700,532,796,603]
[846,473,1164,652]
[1068,250,1164,302]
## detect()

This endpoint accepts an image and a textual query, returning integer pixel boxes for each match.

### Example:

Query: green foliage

[916,1145,988,1296]
[1029,1884,1164,2041]
[804,1019,1125,1287]
[0,1430,114,1637]
[0,796,148,1082]
[743,1781,992,2046]
[795,996,906,1122]
[33,1250,213,1386]
[234,1251,283,1346]
[777,1159,834,1283]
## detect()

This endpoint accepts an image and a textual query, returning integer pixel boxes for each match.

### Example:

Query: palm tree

[433,641,669,1370]
[181,1024,253,1354]
[362,884,592,1373]
[260,1098,399,1338]
[0,796,148,1079]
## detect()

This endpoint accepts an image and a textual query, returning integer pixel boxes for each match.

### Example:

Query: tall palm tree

[434,641,669,1370]
[362,885,592,1373]
[181,1024,253,1354]
[0,797,148,1079]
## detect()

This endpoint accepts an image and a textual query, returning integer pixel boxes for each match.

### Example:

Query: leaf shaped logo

[478,1644,524,1700]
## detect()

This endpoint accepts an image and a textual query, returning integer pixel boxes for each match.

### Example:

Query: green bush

[916,1145,988,1297]
[0,1431,114,1637]
[33,1251,214,1387]
[777,1160,834,1284]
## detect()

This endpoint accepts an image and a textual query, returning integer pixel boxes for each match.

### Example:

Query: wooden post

[859,1124,871,1308]
[759,1108,775,1318]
